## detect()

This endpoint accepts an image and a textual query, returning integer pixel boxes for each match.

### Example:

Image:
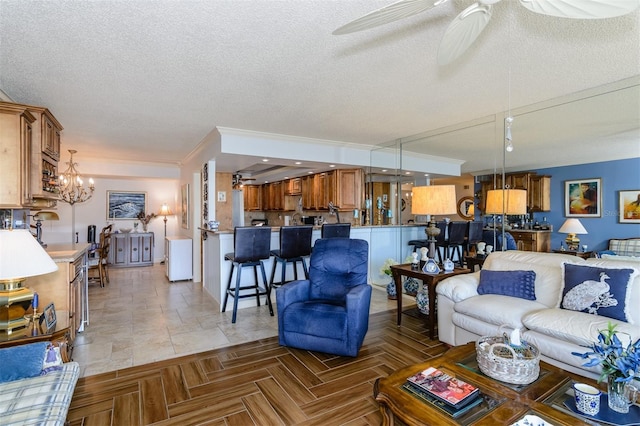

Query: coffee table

[373,342,597,426]
[390,264,470,339]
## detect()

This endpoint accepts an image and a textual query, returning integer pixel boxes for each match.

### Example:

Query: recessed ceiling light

[405,171,411,175]
[329,164,336,168]
[382,169,388,172]
[262,158,269,162]
[308,171,313,174]
[424,174,429,177]
[284,176,289,179]
[295,161,302,165]
[265,180,269,183]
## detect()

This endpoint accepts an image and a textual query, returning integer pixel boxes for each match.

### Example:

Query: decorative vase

[443,258,455,272]
[607,374,638,413]
[142,223,148,232]
[403,277,420,296]
[415,284,429,314]
[386,278,397,300]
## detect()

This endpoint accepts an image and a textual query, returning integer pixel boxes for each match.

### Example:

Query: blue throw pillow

[0,341,48,383]
[478,270,537,300]
[561,263,637,323]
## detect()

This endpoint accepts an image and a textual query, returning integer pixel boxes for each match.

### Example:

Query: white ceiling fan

[333,0,640,65]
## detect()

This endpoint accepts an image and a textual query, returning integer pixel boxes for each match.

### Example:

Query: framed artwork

[107,191,147,220]
[43,302,57,330]
[565,178,601,217]
[181,184,189,229]
[619,190,640,223]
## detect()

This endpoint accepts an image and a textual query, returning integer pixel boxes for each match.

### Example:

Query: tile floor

[73,264,415,377]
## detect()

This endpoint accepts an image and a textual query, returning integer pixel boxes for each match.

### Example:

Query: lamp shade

[34,211,59,221]
[411,185,457,215]
[485,189,527,215]
[159,203,173,216]
[0,229,58,281]
[558,218,588,235]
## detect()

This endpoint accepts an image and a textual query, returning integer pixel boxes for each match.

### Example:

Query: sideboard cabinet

[109,232,154,267]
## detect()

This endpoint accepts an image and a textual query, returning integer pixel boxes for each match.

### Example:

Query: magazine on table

[402,382,484,418]
[406,366,480,409]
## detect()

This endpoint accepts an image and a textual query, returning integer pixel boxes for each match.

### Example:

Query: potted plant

[572,322,640,413]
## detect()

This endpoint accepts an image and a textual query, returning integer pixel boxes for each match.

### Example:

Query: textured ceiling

[1,0,639,176]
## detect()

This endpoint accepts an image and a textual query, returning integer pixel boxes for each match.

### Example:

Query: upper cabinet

[478,171,551,213]
[0,103,36,208]
[257,168,363,212]
[0,101,62,209]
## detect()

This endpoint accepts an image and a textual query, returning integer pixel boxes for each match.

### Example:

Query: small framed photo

[107,191,147,220]
[43,302,57,330]
[565,178,601,217]
[619,190,640,223]
[181,184,190,229]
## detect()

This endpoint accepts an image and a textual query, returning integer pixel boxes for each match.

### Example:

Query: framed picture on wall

[619,190,640,223]
[107,191,147,220]
[565,178,601,217]
[181,184,189,229]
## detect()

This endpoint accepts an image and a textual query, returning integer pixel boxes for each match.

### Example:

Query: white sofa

[436,249,640,379]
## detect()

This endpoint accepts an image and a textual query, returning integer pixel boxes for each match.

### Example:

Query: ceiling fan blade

[333,0,448,35]
[519,0,640,19]
[437,2,493,65]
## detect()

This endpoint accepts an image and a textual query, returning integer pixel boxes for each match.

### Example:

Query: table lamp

[0,229,58,334]
[412,185,457,259]
[558,218,587,251]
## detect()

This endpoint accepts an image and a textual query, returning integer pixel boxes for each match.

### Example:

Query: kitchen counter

[200,224,424,313]
[45,243,90,262]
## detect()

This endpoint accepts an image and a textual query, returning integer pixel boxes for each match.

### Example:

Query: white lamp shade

[411,185,457,215]
[159,203,173,216]
[485,189,527,215]
[0,230,58,280]
[558,218,588,235]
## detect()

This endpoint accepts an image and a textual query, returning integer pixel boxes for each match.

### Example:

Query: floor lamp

[158,203,173,264]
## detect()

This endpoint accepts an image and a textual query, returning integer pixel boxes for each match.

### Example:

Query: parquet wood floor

[68,309,447,425]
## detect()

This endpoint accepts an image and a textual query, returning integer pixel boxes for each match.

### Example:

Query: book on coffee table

[402,382,483,418]
[407,366,480,409]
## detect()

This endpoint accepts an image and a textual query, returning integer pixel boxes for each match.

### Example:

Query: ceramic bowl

[119,228,132,233]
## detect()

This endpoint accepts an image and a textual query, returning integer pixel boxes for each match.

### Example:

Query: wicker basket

[476,336,540,385]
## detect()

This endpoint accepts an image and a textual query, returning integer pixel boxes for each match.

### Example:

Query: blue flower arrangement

[572,322,640,383]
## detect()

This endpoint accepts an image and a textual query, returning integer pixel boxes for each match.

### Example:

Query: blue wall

[531,158,640,252]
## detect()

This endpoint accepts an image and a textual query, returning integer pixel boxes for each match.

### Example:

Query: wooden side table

[390,264,470,339]
[0,312,72,361]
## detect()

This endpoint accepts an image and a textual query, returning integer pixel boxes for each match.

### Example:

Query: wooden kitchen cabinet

[301,175,316,210]
[0,101,62,210]
[509,230,551,252]
[0,103,35,208]
[25,244,89,346]
[529,175,551,212]
[478,172,551,213]
[243,185,262,211]
[333,168,363,210]
[109,232,154,267]
[285,177,301,196]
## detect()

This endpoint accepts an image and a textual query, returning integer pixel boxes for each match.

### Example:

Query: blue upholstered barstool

[440,221,468,267]
[321,223,351,238]
[222,226,273,323]
[269,225,313,290]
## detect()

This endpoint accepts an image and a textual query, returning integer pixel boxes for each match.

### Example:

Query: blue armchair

[276,238,371,357]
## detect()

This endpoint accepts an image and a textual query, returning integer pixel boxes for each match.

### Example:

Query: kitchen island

[201,225,424,312]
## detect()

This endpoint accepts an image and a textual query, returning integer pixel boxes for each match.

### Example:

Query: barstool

[222,226,273,323]
[464,221,484,257]
[321,223,351,238]
[269,225,313,290]
[441,221,468,267]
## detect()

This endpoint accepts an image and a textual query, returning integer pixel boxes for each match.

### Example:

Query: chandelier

[58,149,94,205]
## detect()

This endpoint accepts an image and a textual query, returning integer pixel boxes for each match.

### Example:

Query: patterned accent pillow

[477,270,537,300]
[561,263,638,323]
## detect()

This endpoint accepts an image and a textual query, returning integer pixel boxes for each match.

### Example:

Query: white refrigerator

[166,236,193,282]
